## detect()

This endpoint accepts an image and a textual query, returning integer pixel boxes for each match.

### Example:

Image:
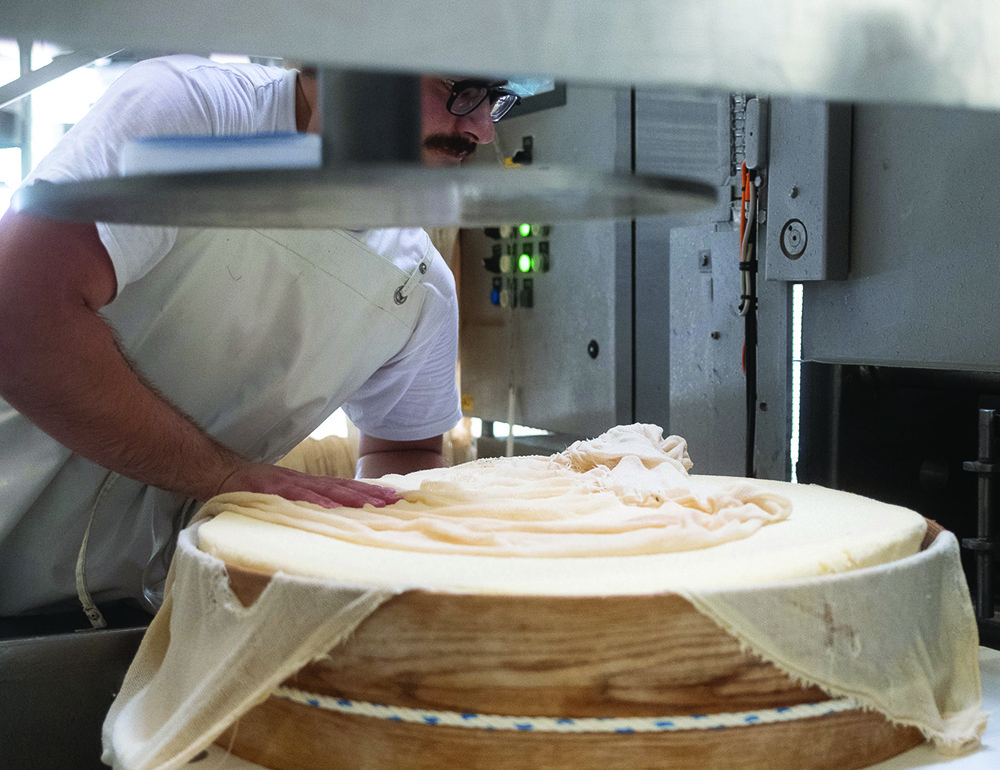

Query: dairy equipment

[450,52,1000,654]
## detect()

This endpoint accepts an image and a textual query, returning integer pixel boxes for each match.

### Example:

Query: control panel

[457,83,630,438]
[481,223,552,309]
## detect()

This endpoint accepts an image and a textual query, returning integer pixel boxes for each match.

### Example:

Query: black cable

[744,243,758,478]
[740,168,759,479]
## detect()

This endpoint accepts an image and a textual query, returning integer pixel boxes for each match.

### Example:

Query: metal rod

[0,47,117,110]
[975,409,996,618]
[17,38,32,178]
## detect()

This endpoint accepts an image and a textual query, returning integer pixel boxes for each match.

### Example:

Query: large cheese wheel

[194,425,933,770]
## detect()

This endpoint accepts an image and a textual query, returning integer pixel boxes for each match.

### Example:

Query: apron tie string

[76,472,122,629]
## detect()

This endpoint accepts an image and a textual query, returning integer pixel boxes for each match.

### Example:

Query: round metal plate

[13,166,716,229]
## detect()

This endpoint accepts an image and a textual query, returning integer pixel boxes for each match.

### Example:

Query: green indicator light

[518,254,532,273]
[531,255,541,272]
[519,223,531,238]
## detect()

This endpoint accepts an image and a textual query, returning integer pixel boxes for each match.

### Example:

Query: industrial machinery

[463,88,1000,650]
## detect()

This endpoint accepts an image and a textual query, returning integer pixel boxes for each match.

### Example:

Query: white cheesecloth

[101,426,988,768]
[101,524,987,769]
[101,525,396,770]
[678,526,987,755]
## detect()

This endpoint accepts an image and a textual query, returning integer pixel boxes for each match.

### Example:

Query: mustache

[423,133,478,159]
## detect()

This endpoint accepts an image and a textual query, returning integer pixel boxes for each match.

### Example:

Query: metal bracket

[962,537,1000,553]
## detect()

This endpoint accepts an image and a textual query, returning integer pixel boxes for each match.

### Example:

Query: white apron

[0,227,432,617]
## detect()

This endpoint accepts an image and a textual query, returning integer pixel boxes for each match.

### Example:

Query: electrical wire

[739,162,759,477]
[738,164,758,317]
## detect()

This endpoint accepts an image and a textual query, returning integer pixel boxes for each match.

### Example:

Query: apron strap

[75,472,121,629]
[393,256,431,305]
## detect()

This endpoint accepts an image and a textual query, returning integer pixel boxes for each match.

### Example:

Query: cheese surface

[196,425,927,594]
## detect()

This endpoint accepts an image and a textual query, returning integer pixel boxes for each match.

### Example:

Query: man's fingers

[324,477,401,504]
[216,464,402,509]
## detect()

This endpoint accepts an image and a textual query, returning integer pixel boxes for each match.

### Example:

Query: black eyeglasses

[442,78,521,122]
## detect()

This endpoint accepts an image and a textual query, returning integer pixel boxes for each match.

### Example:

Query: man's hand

[216,462,401,508]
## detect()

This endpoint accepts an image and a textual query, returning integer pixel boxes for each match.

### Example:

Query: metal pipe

[17,38,32,179]
[0,47,116,111]
[975,409,996,618]
[963,409,998,620]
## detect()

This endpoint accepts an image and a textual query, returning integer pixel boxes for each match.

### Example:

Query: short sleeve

[19,55,296,290]
[19,58,213,287]
[342,251,462,441]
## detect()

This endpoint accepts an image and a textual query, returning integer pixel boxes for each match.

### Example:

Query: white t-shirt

[0,55,461,615]
[22,55,461,442]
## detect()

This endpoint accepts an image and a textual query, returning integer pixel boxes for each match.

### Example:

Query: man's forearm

[0,299,245,501]
[0,211,400,509]
[0,312,405,509]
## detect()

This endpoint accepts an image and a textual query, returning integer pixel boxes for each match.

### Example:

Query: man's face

[420,77,497,167]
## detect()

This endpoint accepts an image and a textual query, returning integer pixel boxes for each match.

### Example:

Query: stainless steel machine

[456,71,1000,653]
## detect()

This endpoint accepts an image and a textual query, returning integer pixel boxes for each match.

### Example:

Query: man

[0,55,521,620]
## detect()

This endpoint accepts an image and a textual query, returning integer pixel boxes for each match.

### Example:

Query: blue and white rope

[274,686,860,733]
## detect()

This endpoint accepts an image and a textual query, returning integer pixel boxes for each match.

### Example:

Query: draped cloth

[102,425,986,768]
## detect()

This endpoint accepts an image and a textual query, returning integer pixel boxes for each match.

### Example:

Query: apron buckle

[394,258,430,305]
